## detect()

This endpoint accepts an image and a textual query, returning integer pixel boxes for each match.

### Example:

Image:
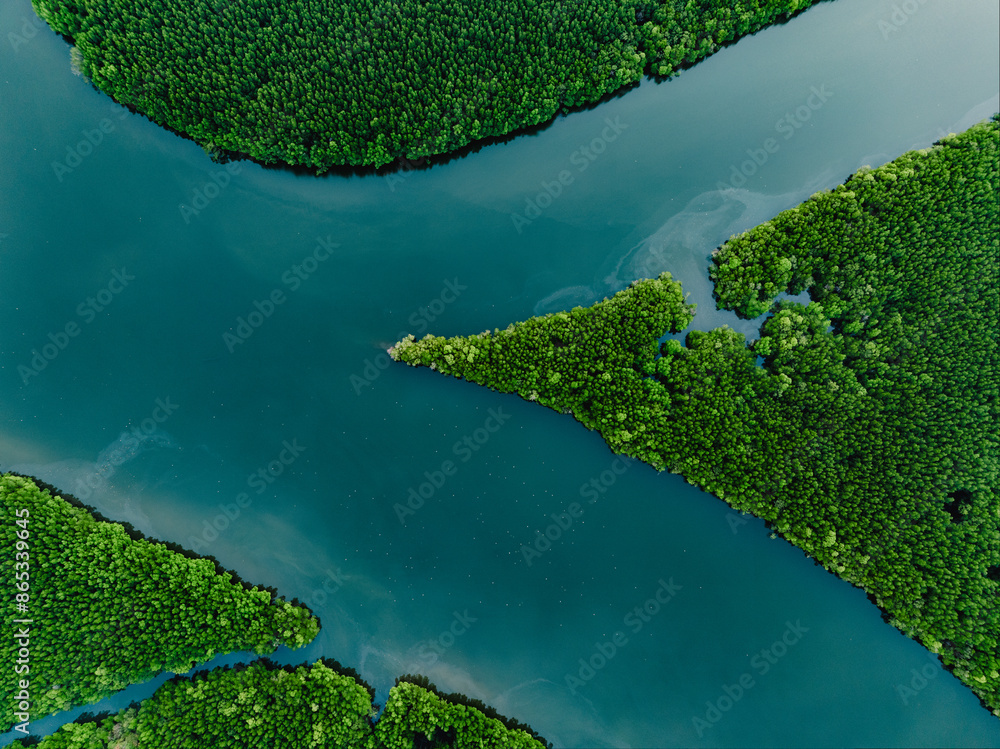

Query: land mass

[1,473,550,747]
[31,0,825,170]
[391,117,1000,716]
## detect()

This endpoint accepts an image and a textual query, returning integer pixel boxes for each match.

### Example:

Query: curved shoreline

[1,472,551,746]
[31,0,827,172]
[389,119,1000,718]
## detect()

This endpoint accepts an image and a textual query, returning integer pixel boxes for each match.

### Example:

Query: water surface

[1,0,999,745]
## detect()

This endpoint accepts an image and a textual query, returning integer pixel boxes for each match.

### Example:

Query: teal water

[2,0,999,745]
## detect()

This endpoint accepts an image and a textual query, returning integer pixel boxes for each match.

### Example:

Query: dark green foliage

[30,0,823,170]
[391,119,1000,714]
[0,473,320,731]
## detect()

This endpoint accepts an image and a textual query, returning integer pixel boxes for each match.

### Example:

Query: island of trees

[390,117,1000,716]
[2,473,549,747]
[30,0,823,170]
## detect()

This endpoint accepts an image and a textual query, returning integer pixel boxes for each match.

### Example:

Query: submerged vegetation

[0,473,319,732]
[391,118,1000,714]
[30,0,823,169]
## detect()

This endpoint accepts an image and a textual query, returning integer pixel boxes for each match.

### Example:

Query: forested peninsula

[30,0,823,170]
[0,472,319,733]
[1,473,549,747]
[390,118,1000,715]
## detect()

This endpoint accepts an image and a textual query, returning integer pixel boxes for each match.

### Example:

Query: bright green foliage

[131,661,375,748]
[372,679,548,749]
[6,709,138,749]
[0,473,320,731]
[7,664,550,749]
[7,661,375,749]
[392,118,1000,714]
[7,720,110,749]
[30,0,822,170]
[392,273,694,458]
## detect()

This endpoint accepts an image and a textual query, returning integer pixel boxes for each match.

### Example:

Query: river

[1,0,998,744]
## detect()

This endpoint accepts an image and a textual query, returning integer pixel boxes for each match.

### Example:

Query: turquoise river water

[1,0,999,744]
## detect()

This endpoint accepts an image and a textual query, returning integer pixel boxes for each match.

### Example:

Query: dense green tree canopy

[391,118,1000,715]
[30,0,822,169]
[1,473,319,732]
[6,661,374,749]
[7,662,549,748]
[374,675,550,748]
